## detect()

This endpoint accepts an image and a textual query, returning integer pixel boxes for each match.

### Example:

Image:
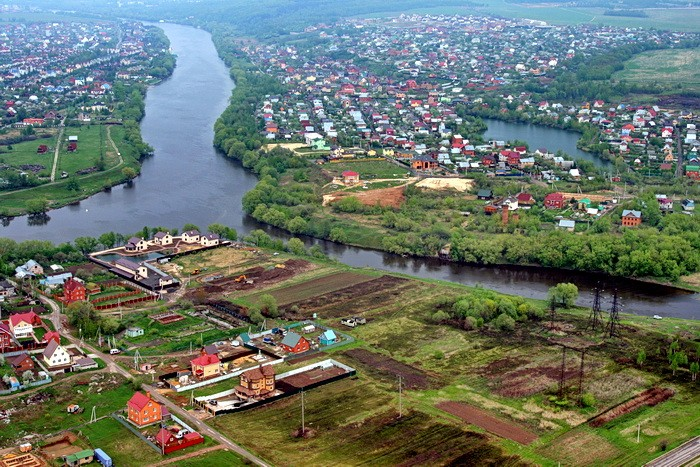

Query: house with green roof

[64,449,94,466]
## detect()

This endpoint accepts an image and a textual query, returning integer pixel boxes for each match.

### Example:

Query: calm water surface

[0,24,696,318]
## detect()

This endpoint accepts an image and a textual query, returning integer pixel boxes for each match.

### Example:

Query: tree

[121,167,137,180]
[208,223,237,240]
[670,351,687,376]
[259,294,279,318]
[493,313,516,331]
[74,236,98,255]
[286,238,306,256]
[65,178,81,192]
[26,198,49,214]
[548,283,579,308]
[248,307,264,324]
[637,349,647,368]
[21,370,34,383]
[98,232,117,249]
[182,223,200,233]
[691,362,699,382]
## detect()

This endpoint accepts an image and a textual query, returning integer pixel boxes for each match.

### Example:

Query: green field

[0,375,134,448]
[169,449,248,466]
[58,125,118,175]
[613,47,700,93]
[326,160,411,179]
[0,132,57,177]
[0,125,139,215]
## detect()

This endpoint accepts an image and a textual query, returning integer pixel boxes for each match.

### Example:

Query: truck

[94,448,113,467]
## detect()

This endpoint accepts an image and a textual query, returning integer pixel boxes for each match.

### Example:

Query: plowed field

[248,272,374,306]
[437,401,538,445]
[343,348,436,389]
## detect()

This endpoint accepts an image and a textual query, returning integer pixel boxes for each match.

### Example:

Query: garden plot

[437,401,538,445]
[245,271,374,306]
[343,348,438,390]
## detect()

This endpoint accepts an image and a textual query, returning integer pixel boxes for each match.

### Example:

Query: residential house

[152,231,173,245]
[190,353,221,379]
[155,428,204,454]
[320,329,337,346]
[15,260,44,278]
[0,280,16,300]
[181,230,201,244]
[558,219,576,231]
[10,353,34,373]
[200,233,220,247]
[72,357,98,371]
[125,327,144,338]
[682,199,695,211]
[125,237,148,252]
[42,340,71,369]
[686,165,700,180]
[62,278,86,303]
[516,192,535,207]
[279,331,310,354]
[127,391,162,427]
[656,196,674,211]
[0,323,13,349]
[9,311,42,339]
[621,210,642,227]
[342,170,360,185]
[411,154,438,171]
[544,192,565,209]
[113,258,141,277]
[477,189,493,200]
[43,331,60,345]
[235,364,276,400]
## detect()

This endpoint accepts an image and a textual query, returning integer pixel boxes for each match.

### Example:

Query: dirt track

[437,401,538,445]
[325,185,406,208]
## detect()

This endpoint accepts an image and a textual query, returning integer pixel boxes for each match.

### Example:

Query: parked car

[353,317,367,325]
[341,318,357,328]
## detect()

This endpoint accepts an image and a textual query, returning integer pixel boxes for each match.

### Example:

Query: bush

[462,316,478,330]
[581,393,596,408]
[431,310,449,323]
[493,313,516,331]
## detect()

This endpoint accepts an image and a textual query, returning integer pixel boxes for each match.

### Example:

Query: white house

[152,232,173,245]
[125,237,148,252]
[42,341,71,368]
[181,230,201,244]
[200,233,220,247]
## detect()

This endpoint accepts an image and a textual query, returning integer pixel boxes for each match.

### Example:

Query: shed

[126,327,144,338]
[94,448,112,467]
[64,449,94,466]
[558,219,576,231]
[320,329,337,346]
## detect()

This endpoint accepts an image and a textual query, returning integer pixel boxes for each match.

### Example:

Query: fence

[91,290,141,304]
[111,413,162,454]
[94,295,157,310]
[0,376,52,395]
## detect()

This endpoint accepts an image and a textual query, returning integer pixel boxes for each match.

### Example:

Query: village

[0,231,699,466]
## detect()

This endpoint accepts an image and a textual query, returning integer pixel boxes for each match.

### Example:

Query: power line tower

[587,285,604,332]
[607,289,621,338]
[90,406,97,424]
[134,349,142,370]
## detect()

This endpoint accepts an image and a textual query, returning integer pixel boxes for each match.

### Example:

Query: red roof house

[127,392,162,427]
[155,428,204,454]
[62,278,86,304]
[516,192,535,206]
[544,192,565,209]
[190,353,221,379]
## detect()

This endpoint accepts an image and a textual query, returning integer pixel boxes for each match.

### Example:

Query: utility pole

[301,390,305,436]
[637,423,641,443]
[399,375,404,417]
[578,350,586,404]
[607,289,621,338]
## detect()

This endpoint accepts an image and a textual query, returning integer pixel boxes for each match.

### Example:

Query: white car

[653,315,663,320]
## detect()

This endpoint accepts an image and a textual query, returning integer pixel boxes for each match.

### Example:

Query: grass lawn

[0,125,139,215]
[0,375,133,448]
[0,132,58,178]
[58,125,118,175]
[168,449,249,466]
[326,160,411,179]
[78,417,219,467]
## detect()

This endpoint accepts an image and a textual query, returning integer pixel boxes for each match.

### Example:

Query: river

[483,118,611,168]
[0,23,697,319]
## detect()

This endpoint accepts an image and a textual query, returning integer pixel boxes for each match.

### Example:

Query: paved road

[39,295,270,466]
[144,385,270,467]
[647,436,700,467]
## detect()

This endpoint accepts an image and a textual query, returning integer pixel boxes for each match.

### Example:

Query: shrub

[493,313,516,331]
[581,393,596,408]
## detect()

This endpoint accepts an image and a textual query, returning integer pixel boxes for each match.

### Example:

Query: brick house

[0,323,13,349]
[127,391,162,427]
[544,192,565,209]
[155,428,204,454]
[235,365,276,400]
[411,154,438,171]
[62,278,86,303]
[621,209,642,227]
[279,331,310,354]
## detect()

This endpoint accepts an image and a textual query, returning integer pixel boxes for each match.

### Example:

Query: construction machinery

[274,264,286,269]
[234,275,247,282]
[191,268,201,275]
